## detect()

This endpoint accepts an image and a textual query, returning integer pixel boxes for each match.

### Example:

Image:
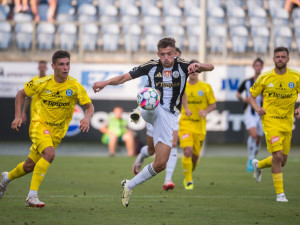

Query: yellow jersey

[179,81,216,134]
[29,75,42,118]
[24,75,92,138]
[250,68,300,132]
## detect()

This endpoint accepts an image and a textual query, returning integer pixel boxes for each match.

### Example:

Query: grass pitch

[0,155,300,225]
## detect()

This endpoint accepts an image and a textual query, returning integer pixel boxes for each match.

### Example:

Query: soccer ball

[137,88,160,110]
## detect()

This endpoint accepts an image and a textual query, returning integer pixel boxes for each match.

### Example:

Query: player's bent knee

[23,164,35,173]
[41,147,56,162]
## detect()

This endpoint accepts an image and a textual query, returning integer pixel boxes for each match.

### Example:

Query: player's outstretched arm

[80,103,94,132]
[92,73,133,93]
[188,63,214,74]
[11,89,28,132]
[249,94,266,116]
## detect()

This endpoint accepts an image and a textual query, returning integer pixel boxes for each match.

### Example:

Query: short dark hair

[39,60,47,65]
[274,47,289,56]
[253,57,264,66]
[157,37,176,49]
[175,47,181,54]
[52,50,71,64]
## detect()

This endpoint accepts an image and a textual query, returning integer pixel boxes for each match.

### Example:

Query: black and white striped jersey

[129,57,191,115]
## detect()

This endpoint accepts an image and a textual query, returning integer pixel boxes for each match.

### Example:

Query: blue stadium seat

[165,25,184,49]
[83,23,99,51]
[141,0,157,14]
[36,22,55,50]
[77,3,97,22]
[187,25,200,52]
[56,3,75,22]
[0,4,9,21]
[295,27,300,52]
[14,13,33,22]
[268,0,286,17]
[0,21,12,49]
[228,7,246,27]
[208,25,226,53]
[273,26,292,49]
[272,8,289,26]
[207,7,225,25]
[58,23,77,50]
[230,26,248,53]
[102,23,119,51]
[15,22,34,50]
[100,4,118,24]
[251,26,269,53]
[98,0,116,14]
[121,5,139,33]
[145,24,163,52]
[124,24,141,52]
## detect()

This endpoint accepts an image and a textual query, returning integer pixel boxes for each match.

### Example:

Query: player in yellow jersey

[22,60,48,124]
[179,59,216,190]
[0,50,94,207]
[249,47,300,202]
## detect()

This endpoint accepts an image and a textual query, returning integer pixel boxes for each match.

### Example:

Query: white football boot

[25,195,45,208]
[276,193,288,202]
[252,159,262,183]
[0,172,9,198]
[121,180,132,208]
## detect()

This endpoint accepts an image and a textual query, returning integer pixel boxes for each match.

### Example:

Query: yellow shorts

[178,129,205,156]
[28,122,61,163]
[264,130,292,155]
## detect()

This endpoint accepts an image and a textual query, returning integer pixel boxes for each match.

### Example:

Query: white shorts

[244,113,263,136]
[146,117,179,137]
[141,105,178,148]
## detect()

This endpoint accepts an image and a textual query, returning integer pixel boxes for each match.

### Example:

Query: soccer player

[22,60,48,124]
[93,37,214,207]
[236,58,264,172]
[0,50,94,207]
[179,59,216,190]
[249,47,300,202]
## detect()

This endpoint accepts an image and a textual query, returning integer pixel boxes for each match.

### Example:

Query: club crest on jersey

[66,89,73,96]
[288,82,295,88]
[271,136,280,144]
[198,90,204,96]
[172,71,180,78]
[163,71,172,78]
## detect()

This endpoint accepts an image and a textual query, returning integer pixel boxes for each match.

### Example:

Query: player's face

[38,63,47,76]
[253,61,263,75]
[273,51,289,70]
[157,46,176,68]
[52,58,70,81]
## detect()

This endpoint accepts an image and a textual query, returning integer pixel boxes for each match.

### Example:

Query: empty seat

[121,5,139,33]
[251,26,269,53]
[273,26,292,49]
[83,23,98,51]
[102,23,120,51]
[248,7,267,25]
[56,3,75,22]
[77,3,97,22]
[268,0,286,17]
[100,4,118,24]
[225,0,244,16]
[119,0,136,14]
[124,24,141,52]
[295,26,300,52]
[207,7,225,25]
[0,4,9,21]
[0,21,12,49]
[98,0,116,14]
[145,24,163,52]
[15,22,34,50]
[208,25,226,53]
[165,25,185,49]
[272,8,290,26]
[187,26,200,52]
[230,26,248,53]
[58,23,77,50]
[14,13,33,22]
[36,22,55,49]
[228,7,246,27]
[141,0,157,14]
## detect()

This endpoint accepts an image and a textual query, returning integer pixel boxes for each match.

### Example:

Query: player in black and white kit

[93,38,214,208]
[236,58,264,172]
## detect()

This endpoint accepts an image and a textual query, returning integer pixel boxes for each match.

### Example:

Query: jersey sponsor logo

[181,133,190,140]
[66,89,73,96]
[43,129,51,135]
[155,82,180,88]
[288,82,295,88]
[269,115,288,119]
[43,100,70,107]
[51,91,63,98]
[172,71,180,78]
[45,121,62,127]
[268,92,293,99]
[271,136,280,144]
[163,71,172,78]
[267,82,274,87]
[155,72,162,77]
[198,90,204,96]
[187,100,202,105]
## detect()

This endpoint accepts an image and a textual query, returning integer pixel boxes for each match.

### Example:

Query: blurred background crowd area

[0,0,300,65]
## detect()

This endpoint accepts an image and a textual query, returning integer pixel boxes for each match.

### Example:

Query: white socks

[247,137,257,160]
[4,173,10,184]
[137,145,150,163]
[27,190,37,199]
[127,163,157,190]
[165,147,177,183]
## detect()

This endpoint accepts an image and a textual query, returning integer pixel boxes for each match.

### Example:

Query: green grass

[0,156,300,225]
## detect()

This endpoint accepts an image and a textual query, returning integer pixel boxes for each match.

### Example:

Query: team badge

[66,89,73,96]
[198,90,204,96]
[288,82,294,88]
[172,71,180,78]
[163,71,172,78]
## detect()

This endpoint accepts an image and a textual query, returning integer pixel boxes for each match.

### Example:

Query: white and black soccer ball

[137,88,160,110]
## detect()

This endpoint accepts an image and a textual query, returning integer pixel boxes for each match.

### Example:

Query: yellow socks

[30,157,51,191]
[272,173,284,194]
[257,156,272,169]
[8,162,27,181]
[182,156,193,183]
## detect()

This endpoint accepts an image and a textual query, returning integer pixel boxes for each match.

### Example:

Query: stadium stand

[0,21,11,49]
[0,0,299,64]
[36,22,55,49]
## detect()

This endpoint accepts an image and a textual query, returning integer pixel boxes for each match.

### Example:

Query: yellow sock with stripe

[30,157,51,191]
[8,162,27,181]
[257,156,272,169]
[182,156,193,183]
[272,173,284,194]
